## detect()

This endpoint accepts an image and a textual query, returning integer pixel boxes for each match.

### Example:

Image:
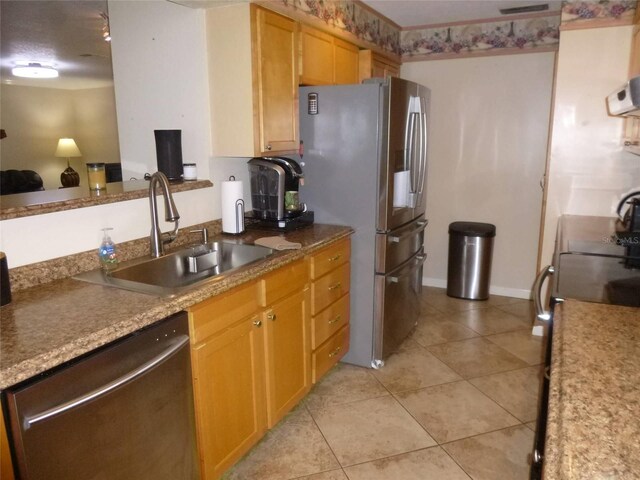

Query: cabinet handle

[328,346,342,358]
[328,253,342,262]
[328,282,341,291]
[253,320,262,327]
[267,312,277,321]
[624,140,640,146]
[328,314,341,325]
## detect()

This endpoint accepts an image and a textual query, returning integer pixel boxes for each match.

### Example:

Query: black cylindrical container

[1,252,11,306]
[154,130,184,181]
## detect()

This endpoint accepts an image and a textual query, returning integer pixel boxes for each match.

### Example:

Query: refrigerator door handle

[417,96,428,203]
[389,219,428,243]
[388,253,427,283]
[404,111,417,172]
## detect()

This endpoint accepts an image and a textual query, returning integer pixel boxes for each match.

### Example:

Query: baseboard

[422,277,532,300]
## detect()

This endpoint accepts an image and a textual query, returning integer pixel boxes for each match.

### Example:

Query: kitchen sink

[74,240,274,297]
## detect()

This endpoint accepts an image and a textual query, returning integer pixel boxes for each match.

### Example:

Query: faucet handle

[189,228,209,244]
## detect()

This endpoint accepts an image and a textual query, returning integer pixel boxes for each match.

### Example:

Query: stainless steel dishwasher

[4,312,199,480]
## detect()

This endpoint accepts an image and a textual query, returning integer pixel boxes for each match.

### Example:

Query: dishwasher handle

[24,334,189,429]
[533,265,554,322]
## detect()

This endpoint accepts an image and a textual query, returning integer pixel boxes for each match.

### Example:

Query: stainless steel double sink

[74,240,274,297]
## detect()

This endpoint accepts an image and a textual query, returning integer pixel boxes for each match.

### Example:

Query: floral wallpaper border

[277,0,401,55]
[270,0,636,61]
[400,15,561,60]
[561,0,636,25]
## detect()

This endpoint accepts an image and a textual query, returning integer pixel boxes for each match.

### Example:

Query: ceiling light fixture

[11,63,58,79]
[499,4,549,15]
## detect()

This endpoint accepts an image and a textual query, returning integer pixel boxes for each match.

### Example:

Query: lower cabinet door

[263,290,311,427]
[191,315,267,480]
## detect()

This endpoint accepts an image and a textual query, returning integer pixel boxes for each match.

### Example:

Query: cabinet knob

[253,320,262,327]
[266,144,272,151]
[267,312,277,321]
[328,282,341,291]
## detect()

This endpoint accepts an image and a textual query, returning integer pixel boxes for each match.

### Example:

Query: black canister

[1,252,11,306]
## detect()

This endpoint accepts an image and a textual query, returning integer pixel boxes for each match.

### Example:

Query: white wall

[539,25,639,269]
[402,52,555,298]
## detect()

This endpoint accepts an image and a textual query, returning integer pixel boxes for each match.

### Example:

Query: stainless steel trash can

[447,222,496,300]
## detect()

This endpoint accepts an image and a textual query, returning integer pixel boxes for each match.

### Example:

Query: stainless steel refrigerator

[299,77,430,368]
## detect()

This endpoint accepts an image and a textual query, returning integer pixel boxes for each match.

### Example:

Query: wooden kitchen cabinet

[206,4,298,157]
[299,24,359,86]
[358,49,400,82]
[308,238,351,383]
[258,260,311,427]
[188,282,266,480]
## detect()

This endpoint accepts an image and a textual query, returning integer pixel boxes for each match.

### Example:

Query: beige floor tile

[485,330,546,365]
[396,334,423,353]
[442,425,534,480]
[482,295,526,308]
[372,347,462,393]
[224,406,339,480]
[343,447,471,480]
[496,300,535,319]
[427,337,529,378]
[421,287,485,313]
[469,366,542,423]
[447,307,531,335]
[396,381,519,444]
[310,395,436,466]
[304,364,388,411]
[525,421,537,432]
[419,301,445,317]
[294,469,348,480]
[412,318,480,347]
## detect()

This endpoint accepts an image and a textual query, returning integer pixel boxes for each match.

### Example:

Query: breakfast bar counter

[544,299,640,479]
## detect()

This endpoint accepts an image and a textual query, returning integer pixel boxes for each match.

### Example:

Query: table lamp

[55,138,82,187]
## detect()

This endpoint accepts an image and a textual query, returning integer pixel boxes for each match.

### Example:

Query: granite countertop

[544,299,640,479]
[0,224,353,390]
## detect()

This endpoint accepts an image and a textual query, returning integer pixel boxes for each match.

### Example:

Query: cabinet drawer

[312,293,349,349]
[259,259,307,307]
[189,282,258,344]
[311,262,350,315]
[313,325,349,383]
[309,239,350,280]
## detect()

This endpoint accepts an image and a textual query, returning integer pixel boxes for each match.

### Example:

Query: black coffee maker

[247,157,314,230]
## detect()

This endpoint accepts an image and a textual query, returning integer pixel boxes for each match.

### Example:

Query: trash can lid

[449,222,496,237]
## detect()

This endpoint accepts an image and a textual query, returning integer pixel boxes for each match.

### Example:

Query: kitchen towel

[393,170,410,208]
[254,236,302,251]
[221,178,245,234]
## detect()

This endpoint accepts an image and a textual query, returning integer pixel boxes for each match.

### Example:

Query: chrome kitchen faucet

[149,171,180,257]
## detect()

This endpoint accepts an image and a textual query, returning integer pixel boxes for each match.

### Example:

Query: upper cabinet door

[333,37,359,85]
[299,24,334,86]
[206,5,298,157]
[254,7,299,155]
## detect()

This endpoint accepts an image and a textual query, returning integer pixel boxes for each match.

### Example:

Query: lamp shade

[55,138,82,158]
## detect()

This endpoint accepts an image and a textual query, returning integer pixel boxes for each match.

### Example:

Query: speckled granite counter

[544,299,640,479]
[0,224,352,390]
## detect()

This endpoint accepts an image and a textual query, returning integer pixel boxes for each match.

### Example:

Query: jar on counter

[87,163,107,191]
[183,163,197,181]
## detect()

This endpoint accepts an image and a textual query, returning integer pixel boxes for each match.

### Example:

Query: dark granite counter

[0,223,353,390]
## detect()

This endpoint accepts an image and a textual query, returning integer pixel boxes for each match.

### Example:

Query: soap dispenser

[98,228,118,272]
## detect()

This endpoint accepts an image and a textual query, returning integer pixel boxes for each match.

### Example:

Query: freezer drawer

[373,250,427,363]
[375,217,427,273]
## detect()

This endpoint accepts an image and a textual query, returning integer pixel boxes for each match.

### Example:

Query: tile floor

[224,287,546,480]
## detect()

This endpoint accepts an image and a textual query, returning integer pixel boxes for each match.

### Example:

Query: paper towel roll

[221,180,245,234]
[393,170,410,208]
